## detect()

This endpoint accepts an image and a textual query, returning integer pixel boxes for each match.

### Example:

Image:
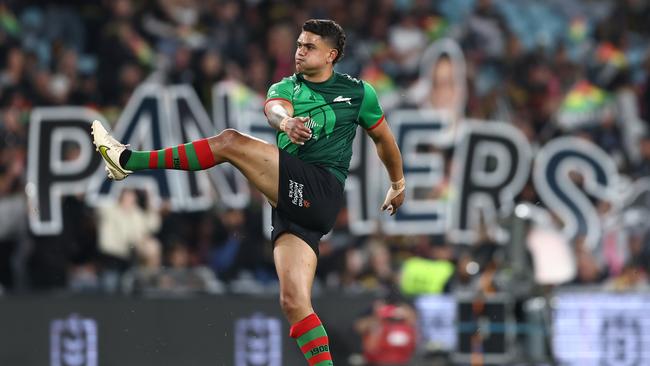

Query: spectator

[355,293,418,366]
[141,0,207,51]
[126,239,224,295]
[0,46,26,92]
[98,6,153,105]
[159,241,223,294]
[399,237,455,297]
[603,260,649,292]
[205,0,248,64]
[267,23,296,83]
[97,188,161,292]
[121,236,164,294]
[571,235,607,285]
[388,12,427,79]
[193,49,224,105]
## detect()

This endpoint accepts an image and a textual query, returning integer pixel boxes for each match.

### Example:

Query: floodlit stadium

[1,0,650,365]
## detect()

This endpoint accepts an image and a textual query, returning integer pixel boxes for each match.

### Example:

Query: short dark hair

[302,19,346,64]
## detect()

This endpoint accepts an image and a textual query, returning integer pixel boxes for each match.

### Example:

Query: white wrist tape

[382,177,405,213]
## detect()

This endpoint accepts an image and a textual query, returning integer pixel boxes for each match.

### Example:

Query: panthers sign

[27,82,637,249]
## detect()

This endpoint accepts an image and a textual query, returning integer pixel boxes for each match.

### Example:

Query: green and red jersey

[265,72,385,183]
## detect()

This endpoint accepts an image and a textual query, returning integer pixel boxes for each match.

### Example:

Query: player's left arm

[366,119,405,216]
[358,81,405,216]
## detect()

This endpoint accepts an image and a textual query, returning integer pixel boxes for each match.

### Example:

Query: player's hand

[381,177,405,216]
[281,116,312,145]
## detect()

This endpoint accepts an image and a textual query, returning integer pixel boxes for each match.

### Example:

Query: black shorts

[271,149,344,256]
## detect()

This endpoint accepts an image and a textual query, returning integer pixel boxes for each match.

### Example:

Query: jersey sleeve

[265,78,294,104]
[358,81,385,130]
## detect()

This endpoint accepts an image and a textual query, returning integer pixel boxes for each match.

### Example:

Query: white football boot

[91,120,132,180]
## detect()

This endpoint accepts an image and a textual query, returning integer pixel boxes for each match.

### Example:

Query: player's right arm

[264,80,312,145]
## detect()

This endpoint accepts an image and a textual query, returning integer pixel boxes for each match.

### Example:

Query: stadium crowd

[0,0,649,310]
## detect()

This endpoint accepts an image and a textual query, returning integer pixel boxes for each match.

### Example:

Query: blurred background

[1,0,650,365]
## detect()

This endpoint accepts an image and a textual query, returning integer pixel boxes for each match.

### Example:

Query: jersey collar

[296,72,338,87]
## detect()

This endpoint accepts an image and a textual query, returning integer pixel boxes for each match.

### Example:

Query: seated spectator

[68,263,100,293]
[124,240,224,296]
[121,236,164,294]
[159,242,224,294]
[355,292,418,366]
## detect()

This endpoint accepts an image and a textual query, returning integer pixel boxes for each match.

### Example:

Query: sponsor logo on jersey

[333,95,352,105]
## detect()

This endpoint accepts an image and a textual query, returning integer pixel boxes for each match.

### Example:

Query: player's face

[295,31,337,75]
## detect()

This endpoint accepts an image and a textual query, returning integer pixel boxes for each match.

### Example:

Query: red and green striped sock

[289,313,333,366]
[122,138,217,171]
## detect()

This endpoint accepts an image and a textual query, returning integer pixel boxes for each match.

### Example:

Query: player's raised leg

[274,233,333,365]
[206,128,280,206]
[91,120,280,206]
